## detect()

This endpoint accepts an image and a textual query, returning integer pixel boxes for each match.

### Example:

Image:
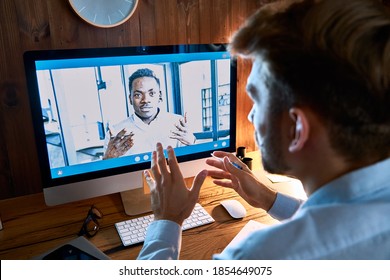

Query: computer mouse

[220,199,247,219]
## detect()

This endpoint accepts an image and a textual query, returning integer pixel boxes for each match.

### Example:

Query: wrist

[154,215,184,226]
[259,187,278,212]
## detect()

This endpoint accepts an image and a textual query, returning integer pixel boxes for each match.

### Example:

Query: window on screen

[37,60,231,170]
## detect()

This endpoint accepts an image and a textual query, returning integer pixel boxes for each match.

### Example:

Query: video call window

[36,58,231,170]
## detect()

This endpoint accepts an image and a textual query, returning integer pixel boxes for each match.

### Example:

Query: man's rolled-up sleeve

[268,192,303,220]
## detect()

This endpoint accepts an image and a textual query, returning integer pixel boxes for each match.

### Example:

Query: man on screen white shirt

[103,68,195,159]
[137,0,390,259]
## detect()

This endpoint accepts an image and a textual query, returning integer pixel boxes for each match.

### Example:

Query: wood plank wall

[0,0,389,199]
[0,0,271,199]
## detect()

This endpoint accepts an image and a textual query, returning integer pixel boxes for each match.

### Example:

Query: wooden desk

[0,152,303,260]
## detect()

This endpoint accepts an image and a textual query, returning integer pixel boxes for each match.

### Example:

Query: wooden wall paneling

[0,1,14,197]
[0,114,10,198]
[230,0,245,33]
[211,0,231,43]
[0,0,24,79]
[47,0,108,49]
[154,0,180,45]
[14,0,51,51]
[198,0,232,44]
[235,59,256,151]
[0,0,42,197]
[138,0,158,46]
[198,0,212,43]
[177,0,201,44]
[0,0,271,199]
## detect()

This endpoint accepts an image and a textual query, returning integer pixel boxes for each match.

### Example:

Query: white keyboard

[115,203,215,246]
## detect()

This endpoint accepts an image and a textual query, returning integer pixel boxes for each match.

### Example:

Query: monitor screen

[24,44,237,209]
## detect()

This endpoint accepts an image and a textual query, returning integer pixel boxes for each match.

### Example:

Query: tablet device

[34,236,110,260]
[42,244,98,260]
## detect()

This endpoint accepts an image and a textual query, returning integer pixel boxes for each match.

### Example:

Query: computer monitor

[24,44,237,215]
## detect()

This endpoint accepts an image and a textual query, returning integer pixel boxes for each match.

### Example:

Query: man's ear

[129,94,133,105]
[159,91,163,102]
[288,108,309,152]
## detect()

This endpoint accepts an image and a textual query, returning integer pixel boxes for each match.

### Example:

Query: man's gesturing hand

[143,143,207,225]
[103,128,134,159]
[170,112,196,145]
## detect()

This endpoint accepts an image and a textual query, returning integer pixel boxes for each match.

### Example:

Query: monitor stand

[120,188,151,216]
[120,181,151,216]
[119,175,196,216]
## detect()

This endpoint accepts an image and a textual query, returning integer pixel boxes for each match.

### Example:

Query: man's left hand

[170,112,195,145]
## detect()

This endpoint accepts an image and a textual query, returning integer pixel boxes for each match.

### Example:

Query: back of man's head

[231,0,390,163]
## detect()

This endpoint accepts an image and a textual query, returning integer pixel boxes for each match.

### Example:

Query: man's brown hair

[231,0,390,162]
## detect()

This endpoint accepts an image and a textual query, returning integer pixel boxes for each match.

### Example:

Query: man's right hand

[143,143,207,226]
[103,128,134,159]
[206,151,277,211]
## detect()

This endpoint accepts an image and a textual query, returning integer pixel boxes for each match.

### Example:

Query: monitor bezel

[24,44,237,191]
